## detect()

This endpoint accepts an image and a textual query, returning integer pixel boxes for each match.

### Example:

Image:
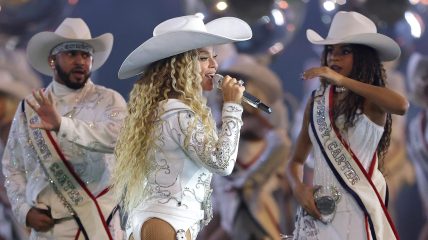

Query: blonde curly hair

[112,49,217,211]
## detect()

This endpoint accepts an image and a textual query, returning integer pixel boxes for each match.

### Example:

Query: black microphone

[213,74,272,114]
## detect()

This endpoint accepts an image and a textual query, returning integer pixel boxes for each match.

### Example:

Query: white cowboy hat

[27,18,113,76]
[0,69,32,99]
[220,54,286,129]
[118,15,252,79]
[306,11,400,61]
[406,52,428,108]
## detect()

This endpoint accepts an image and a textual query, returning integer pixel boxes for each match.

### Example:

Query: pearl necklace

[335,86,347,93]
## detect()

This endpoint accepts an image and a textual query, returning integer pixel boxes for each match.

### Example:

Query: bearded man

[2,18,126,240]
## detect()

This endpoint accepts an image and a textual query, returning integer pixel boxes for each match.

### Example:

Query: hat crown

[306,11,400,61]
[327,11,377,39]
[118,15,252,79]
[154,15,207,37]
[0,69,14,84]
[54,18,92,39]
[0,69,31,98]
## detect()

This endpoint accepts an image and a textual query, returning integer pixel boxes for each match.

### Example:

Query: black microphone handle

[214,74,272,114]
[243,92,272,114]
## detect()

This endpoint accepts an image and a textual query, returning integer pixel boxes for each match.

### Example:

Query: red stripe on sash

[327,87,399,239]
[45,131,113,240]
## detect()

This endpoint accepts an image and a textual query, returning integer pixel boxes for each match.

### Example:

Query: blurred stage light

[216,1,227,11]
[405,11,424,38]
[323,0,336,11]
[182,0,308,57]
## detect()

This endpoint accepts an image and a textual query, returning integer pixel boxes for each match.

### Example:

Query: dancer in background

[0,70,34,240]
[381,59,414,221]
[112,15,251,240]
[205,54,293,240]
[406,52,428,240]
[0,34,44,240]
[286,11,408,240]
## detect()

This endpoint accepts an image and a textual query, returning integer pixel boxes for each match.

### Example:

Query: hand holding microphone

[214,74,272,114]
[214,74,245,104]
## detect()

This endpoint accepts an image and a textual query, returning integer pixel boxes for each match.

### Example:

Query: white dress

[293,113,386,240]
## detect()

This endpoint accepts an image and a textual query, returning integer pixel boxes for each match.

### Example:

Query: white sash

[310,86,399,240]
[23,101,116,240]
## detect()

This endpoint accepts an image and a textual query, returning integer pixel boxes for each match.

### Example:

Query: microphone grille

[213,74,224,90]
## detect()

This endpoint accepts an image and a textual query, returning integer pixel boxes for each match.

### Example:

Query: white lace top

[127,99,243,237]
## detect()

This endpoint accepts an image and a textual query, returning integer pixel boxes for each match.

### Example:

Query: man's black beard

[55,63,90,90]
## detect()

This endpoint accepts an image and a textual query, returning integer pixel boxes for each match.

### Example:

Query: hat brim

[0,71,31,99]
[220,55,282,105]
[219,54,285,128]
[27,32,113,76]
[118,17,252,79]
[306,29,401,61]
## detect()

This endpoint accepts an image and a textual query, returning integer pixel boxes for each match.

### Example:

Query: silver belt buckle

[314,185,341,224]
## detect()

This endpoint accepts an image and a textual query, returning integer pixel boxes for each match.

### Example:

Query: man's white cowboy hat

[306,11,400,61]
[118,15,252,79]
[27,18,113,76]
[0,69,32,99]
[406,52,428,108]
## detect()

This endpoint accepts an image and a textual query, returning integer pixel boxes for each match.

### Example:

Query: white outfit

[293,113,386,240]
[2,80,127,239]
[126,99,243,240]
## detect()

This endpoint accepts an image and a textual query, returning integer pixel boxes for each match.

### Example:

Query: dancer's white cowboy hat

[27,18,113,76]
[0,69,32,99]
[407,52,428,108]
[118,15,252,79]
[220,54,287,129]
[306,11,400,61]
